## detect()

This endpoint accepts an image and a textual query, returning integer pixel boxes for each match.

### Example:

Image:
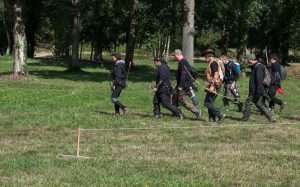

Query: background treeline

[0,0,300,67]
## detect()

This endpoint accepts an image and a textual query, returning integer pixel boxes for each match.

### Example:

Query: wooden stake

[76,127,81,157]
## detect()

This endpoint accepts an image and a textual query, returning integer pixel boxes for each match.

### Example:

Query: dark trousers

[243,95,273,120]
[223,82,242,107]
[111,85,126,113]
[153,92,181,116]
[173,88,199,114]
[268,86,283,109]
[204,88,222,119]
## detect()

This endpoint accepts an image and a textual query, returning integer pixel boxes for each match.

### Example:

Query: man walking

[202,49,226,123]
[110,52,129,115]
[220,55,243,112]
[241,54,276,122]
[172,49,201,119]
[151,56,183,119]
[267,54,286,114]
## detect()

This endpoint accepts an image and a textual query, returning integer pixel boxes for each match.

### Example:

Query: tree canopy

[0,0,299,72]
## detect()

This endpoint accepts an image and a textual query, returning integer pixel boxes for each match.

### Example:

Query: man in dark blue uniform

[242,54,276,122]
[221,55,243,112]
[151,56,183,119]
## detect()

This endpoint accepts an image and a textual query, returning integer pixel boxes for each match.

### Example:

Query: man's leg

[178,89,201,118]
[242,95,253,121]
[153,94,161,118]
[223,84,230,111]
[204,91,224,122]
[254,95,276,122]
[160,92,182,118]
[187,87,199,108]
[111,86,128,115]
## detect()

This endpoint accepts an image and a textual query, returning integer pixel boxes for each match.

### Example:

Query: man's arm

[113,66,124,85]
[179,62,187,88]
[255,65,265,95]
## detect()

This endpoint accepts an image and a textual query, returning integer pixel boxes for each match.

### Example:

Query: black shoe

[218,114,226,124]
[238,102,244,112]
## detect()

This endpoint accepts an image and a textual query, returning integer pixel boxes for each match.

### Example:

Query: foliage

[0,56,300,185]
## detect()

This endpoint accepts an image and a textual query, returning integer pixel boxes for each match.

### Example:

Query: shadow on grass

[25,57,157,83]
[95,110,154,118]
[282,116,300,122]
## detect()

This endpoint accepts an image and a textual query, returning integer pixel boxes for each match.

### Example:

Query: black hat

[111,52,122,60]
[201,49,215,57]
[153,56,162,61]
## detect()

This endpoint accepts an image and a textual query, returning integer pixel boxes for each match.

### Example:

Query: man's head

[153,56,163,68]
[247,54,257,65]
[111,52,121,62]
[269,54,278,64]
[201,49,215,62]
[220,55,229,64]
[172,49,184,61]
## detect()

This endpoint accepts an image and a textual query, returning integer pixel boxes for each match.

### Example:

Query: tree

[23,0,42,58]
[182,0,195,66]
[69,0,81,71]
[125,0,138,70]
[8,0,26,76]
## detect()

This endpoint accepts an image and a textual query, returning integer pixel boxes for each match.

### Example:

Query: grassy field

[0,55,300,186]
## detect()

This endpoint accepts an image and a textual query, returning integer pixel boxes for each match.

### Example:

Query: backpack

[225,61,239,79]
[234,62,241,75]
[217,60,224,81]
[255,63,271,87]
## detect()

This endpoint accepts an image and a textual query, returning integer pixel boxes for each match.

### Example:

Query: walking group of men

[109,49,286,123]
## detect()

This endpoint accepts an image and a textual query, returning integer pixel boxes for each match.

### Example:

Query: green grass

[0,55,300,186]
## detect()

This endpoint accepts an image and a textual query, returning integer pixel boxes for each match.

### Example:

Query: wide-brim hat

[201,49,215,57]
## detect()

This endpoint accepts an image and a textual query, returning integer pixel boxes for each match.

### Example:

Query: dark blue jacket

[156,63,172,93]
[249,62,265,95]
[112,60,126,87]
[176,58,193,88]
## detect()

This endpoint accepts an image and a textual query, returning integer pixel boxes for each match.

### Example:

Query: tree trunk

[125,0,138,71]
[94,40,103,61]
[26,30,35,58]
[12,0,26,76]
[79,42,83,59]
[3,17,12,55]
[182,0,195,66]
[69,0,81,71]
[164,34,171,61]
[90,41,94,61]
[221,24,229,55]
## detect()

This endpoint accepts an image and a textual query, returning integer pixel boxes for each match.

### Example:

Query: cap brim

[201,52,215,57]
